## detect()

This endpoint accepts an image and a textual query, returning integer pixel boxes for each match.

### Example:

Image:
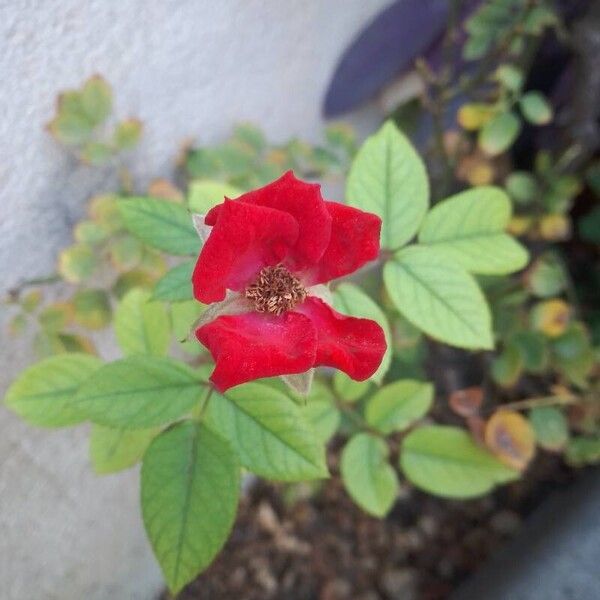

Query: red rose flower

[192,171,386,392]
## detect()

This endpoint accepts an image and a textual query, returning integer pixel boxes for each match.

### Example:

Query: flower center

[245,265,307,316]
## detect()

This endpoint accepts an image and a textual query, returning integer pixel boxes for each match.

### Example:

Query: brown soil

[165,445,574,600]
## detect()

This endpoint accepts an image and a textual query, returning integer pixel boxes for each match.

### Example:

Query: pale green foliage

[301,398,341,444]
[73,356,204,428]
[347,120,429,249]
[340,433,398,517]
[332,371,371,403]
[187,180,242,213]
[384,246,493,349]
[4,354,102,427]
[205,383,328,481]
[401,426,518,498]
[152,261,195,302]
[90,425,158,474]
[479,112,521,156]
[47,75,142,163]
[365,380,433,434]
[418,187,528,274]
[141,422,239,594]
[529,407,569,451]
[119,197,200,256]
[520,91,553,125]
[114,288,171,356]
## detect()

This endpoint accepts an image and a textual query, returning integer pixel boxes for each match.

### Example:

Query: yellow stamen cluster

[245,265,307,316]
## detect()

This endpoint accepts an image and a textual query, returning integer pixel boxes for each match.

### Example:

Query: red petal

[294,297,386,381]
[196,311,317,392]
[302,201,381,285]
[192,199,299,303]
[206,171,332,271]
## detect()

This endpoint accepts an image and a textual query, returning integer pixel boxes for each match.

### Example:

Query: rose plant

[4,117,536,593]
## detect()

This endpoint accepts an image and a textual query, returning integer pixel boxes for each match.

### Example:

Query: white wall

[0,1,388,598]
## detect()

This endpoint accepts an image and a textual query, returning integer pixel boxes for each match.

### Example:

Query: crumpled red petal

[193,199,299,303]
[196,311,317,392]
[206,171,332,272]
[294,297,386,381]
[302,201,381,286]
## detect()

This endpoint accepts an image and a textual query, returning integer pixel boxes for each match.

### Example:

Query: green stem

[491,394,578,414]
[192,386,214,422]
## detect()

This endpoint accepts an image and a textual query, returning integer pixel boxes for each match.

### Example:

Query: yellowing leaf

[114,118,143,150]
[72,289,111,330]
[530,299,571,338]
[484,410,536,471]
[58,244,98,283]
[457,103,495,131]
[81,75,112,125]
[539,214,571,241]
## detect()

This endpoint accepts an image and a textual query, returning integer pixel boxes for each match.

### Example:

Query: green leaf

[58,243,98,283]
[551,323,594,387]
[384,246,493,349]
[188,180,242,213]
[529,407,569,451]
[141,422,239,594]
[340,433,398,517]
[512,331,548,373]
[233,123,267,152]
[479,112,521,156]
[418,187,528,274]
[524,6,557,34]
[333,283,392,382]
[366,380,433,434]
[519,91,553,125]
[114,288,171,356]
[114,118,143,150]
[113,270,155,298]
[171,300,205,355]
[72,289,111,330]
[205,382,328,481]
[38,303,72,332]
[118,197,200,256]
[81,75,112,125]
[527,254,566,298]
[491,342,523,386]
[90,425,158,474]
[81,141,113,165]
[74,220,110,244]
[346,120,429,249]
[332,371,371,403]
[109,235,144,271]
[495,64,524,92]
[505,171,538,204]
[302,399,341,444]
[72,356,204,428]
[152,261,195,302]
[400,425,518,498]
[48,90,95,144]
[566,436,600,466]
[4,354,102,427]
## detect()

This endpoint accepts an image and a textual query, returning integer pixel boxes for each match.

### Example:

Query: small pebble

[379,568,418,600]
